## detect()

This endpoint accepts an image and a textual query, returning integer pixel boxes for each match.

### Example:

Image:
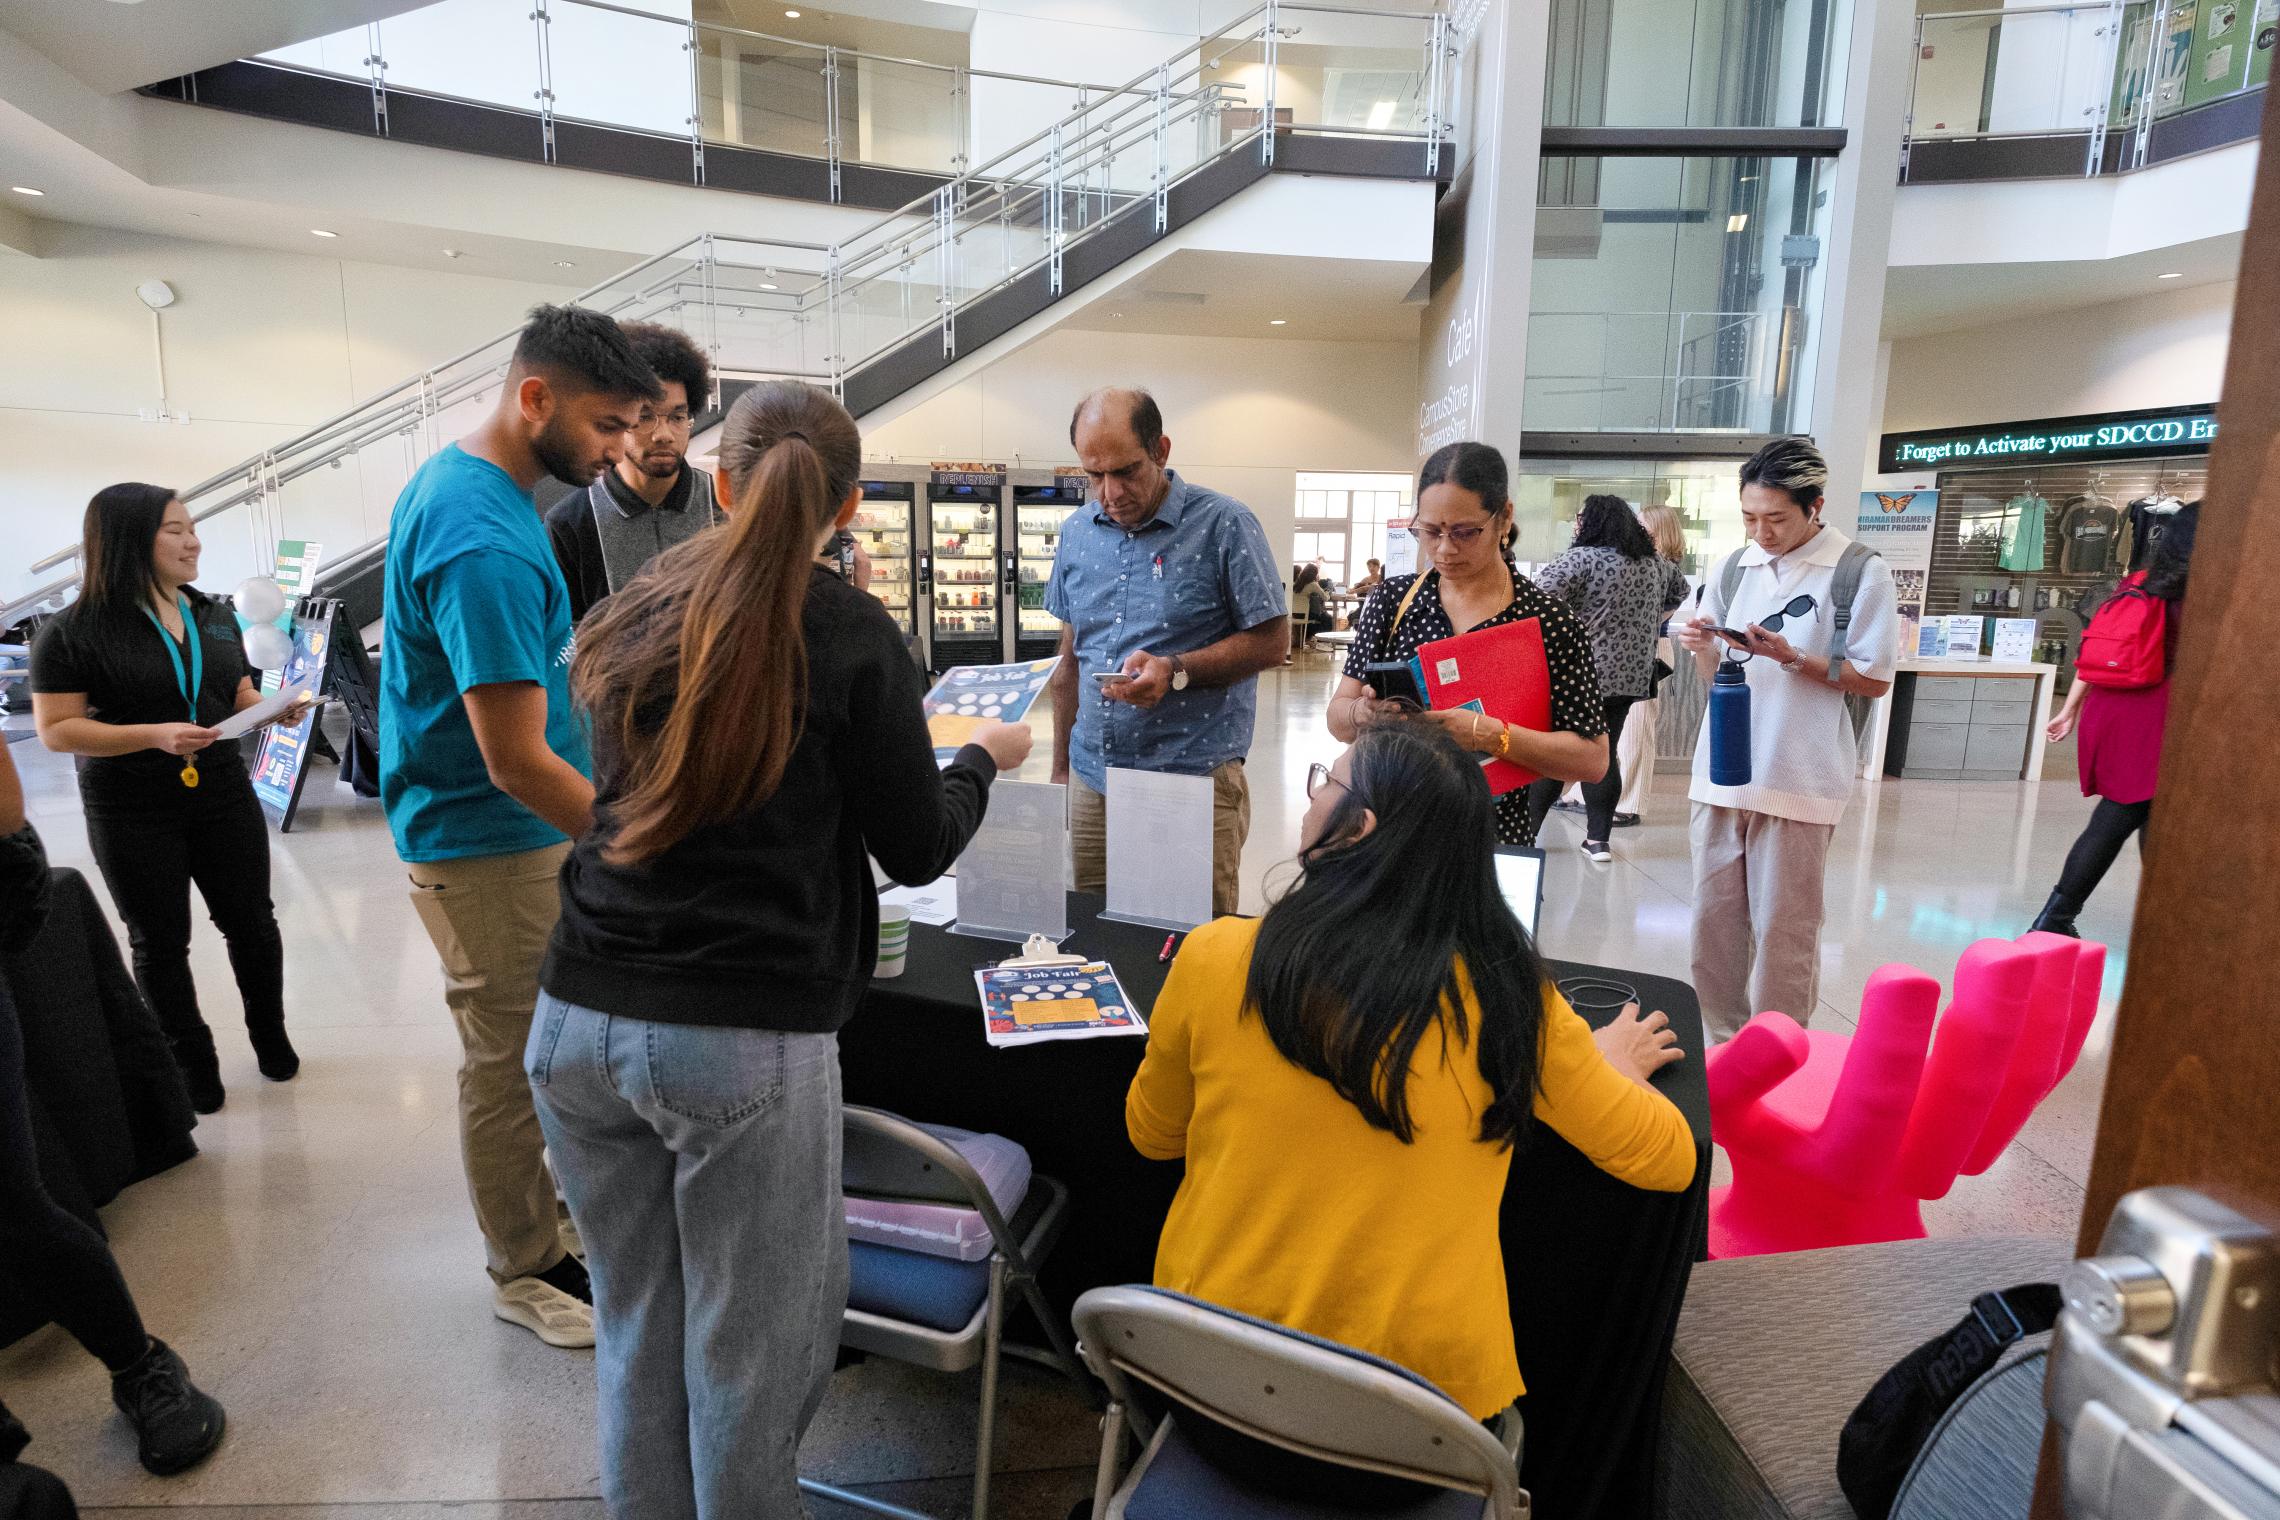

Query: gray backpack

[1716,538,1882,738]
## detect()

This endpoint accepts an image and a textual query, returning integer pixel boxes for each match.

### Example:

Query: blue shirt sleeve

[1044,530,1075,623]
[1218,504,1288,632]
[425,550,560,694]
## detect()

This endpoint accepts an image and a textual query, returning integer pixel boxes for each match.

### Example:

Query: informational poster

[921,657,1058,766]
[1942,615,1989,661]
[1103,766,1213,931]
[1382,517,1419,579]
[251,609,330,830]
[261,540,324,695]
[1993,618,2040,663]
[949,780,1067,944]
[1856,489,1937,648]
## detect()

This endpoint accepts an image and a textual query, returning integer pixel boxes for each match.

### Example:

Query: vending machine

[1009,468,1087,660]
[924,463,1008,671]
[851,477,919,650]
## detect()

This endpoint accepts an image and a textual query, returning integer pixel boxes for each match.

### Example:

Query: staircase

[7,0,1451,629]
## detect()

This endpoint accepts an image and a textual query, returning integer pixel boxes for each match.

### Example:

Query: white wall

[863,326,1421,556]
[1882,278,2234,433]
[1,225,578,600]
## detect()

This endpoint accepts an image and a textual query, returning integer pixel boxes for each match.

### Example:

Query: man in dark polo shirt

[544,323,717,622]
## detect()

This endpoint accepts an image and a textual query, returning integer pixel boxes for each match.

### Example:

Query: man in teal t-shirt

[381,304,659,1350]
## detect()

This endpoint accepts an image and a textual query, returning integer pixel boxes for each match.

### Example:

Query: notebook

[1408,617,1555,794]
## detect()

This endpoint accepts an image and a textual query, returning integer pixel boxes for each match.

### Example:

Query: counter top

[1898,659,2056,677]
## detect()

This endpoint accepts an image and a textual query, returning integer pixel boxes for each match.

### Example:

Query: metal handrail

[11,0,1449,617]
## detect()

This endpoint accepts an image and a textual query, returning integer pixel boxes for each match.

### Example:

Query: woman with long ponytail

[528,381,1031,1518]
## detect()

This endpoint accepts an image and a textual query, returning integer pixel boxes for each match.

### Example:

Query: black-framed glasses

[1306,762,1354,801]
[1408,521,1488,547]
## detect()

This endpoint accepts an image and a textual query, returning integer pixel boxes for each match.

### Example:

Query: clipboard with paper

[973,935,1146,1049]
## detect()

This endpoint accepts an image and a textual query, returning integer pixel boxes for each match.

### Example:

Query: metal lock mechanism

[2046,1187,2280,1519]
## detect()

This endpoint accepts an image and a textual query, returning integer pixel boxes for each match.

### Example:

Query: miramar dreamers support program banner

[1856,489,1938,645]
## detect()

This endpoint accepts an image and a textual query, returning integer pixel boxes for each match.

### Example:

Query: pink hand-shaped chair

[1706,932,2105,1259]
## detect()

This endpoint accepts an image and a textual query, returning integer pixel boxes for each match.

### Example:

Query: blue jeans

[526,993,847,1520]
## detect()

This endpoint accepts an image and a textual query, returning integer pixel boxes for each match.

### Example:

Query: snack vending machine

[852,478,919,652]
[1009,469,1087,660]
[925,464,1008,671]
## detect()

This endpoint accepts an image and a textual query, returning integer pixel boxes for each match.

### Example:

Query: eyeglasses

[1408,521,1489,547]
[634,408,695,432]
[1306,762,1352,801]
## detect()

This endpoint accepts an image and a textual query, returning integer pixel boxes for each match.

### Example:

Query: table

[840,893,1711,1520]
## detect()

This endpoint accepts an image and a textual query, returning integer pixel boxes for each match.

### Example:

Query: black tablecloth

[840,893,1711,1520]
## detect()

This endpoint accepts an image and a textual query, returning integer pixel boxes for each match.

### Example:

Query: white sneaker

[493,1277,595,1348]
[1579,838,1613,865]
[558,1213,586,1262]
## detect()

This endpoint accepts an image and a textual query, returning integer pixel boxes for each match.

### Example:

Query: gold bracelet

[1497,724,1512,760]
[1470,712,1484,746]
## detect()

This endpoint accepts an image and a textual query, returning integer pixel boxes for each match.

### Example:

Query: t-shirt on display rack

[1917,456,2207,692]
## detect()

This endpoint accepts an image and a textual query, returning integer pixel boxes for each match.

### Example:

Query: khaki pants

[1070,761,1250,919]
[406,841,571,1283]
[1689,803,1834,1042]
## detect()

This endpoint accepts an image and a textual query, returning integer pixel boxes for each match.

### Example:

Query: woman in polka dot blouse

[1326,442,1609,846]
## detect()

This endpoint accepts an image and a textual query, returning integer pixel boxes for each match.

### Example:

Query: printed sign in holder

[1102,766,1214,931]
[949,779,1070,944]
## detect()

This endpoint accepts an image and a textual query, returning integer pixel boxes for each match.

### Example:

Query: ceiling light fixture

[784,8,801,16]
[554,259,577,268]
[442,248,465,259]
[1726,213,1748,233]
[2156,270,2183,279]
[10,186,44,197]
[1269,318,1287,325]
[310,228,339,238]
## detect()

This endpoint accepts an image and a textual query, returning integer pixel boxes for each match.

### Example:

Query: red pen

[1158,933,1178,963]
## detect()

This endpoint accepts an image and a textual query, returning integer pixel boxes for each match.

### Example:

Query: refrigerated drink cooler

[1010,471,1086,660]
[926,470,1007,670]
[852,479,919,650]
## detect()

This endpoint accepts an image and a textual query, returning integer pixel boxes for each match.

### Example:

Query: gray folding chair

[1072,1285,1527,1520]
[799,1105,1090,1520]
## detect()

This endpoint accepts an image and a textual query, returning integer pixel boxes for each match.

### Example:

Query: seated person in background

[1351,556,1384,596]
[1126,721,1695,1502]
[1289,563,1330,648]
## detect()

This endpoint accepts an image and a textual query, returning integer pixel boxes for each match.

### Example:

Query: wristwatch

[1169,653,1190,692]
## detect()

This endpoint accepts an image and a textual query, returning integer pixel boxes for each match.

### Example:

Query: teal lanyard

[141,595,204,723]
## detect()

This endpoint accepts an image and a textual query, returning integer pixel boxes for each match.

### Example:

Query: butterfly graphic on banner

[1874,493,1918,514]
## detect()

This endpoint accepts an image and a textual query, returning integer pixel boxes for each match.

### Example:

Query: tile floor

[0,650,2134,1517]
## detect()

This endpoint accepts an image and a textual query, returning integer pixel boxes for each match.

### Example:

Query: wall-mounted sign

[1879,403,2218,472]
[931,461,1008,487]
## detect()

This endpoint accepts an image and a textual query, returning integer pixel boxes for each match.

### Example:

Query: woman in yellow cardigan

[1126,721,1696,1498]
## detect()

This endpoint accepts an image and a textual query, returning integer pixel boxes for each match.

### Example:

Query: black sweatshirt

[542,569,996,1030]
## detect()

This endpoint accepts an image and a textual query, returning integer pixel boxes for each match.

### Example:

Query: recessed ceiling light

[784,8,801,16]
[310,228,339,238]
[442,248,465,259]
[554,259,577,268]
[1269,318,1287,325]
[759,281,780,291]
[10,186,43,197]
[2156,270,2183,279]
[1726,212,1748,233]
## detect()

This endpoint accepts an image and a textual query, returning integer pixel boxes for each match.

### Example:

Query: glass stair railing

[11,0,1449,624]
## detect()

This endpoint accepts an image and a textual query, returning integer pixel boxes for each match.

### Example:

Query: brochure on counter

[924,657,1060,766]
[975,959,1146,1048]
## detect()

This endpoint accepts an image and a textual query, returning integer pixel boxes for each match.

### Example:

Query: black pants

[0,976,149,1371]
[83,779,285,1047]
[2056,796,2153,905]
[1524,694,1637,843]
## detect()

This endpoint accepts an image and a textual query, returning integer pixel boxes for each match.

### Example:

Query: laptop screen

[1493,846,1544,939]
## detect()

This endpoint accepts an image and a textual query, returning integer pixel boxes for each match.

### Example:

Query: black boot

[246,1020,299,1082]
[2030,889,2082,938]
[170,1029,224,1114]
[110,1339,225,1476]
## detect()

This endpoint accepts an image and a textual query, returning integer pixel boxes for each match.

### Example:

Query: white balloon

[234,576,286,624]
[243,622,294,671]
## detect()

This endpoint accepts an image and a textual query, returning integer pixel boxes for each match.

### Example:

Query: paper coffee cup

[876,904,913,979]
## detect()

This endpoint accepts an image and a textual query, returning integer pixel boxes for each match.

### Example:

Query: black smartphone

[1362,661,1423,705]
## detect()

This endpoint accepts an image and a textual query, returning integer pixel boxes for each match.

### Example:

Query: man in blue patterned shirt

[1046,389,1288,915]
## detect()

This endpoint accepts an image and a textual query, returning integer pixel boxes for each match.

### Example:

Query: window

[1292,471,1414,590]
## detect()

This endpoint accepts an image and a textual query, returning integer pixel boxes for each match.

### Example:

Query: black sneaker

[534,1252,593,1305]
[110,1339,225,1476]
[170,1034,224,1115]
[1611,812,1642,829]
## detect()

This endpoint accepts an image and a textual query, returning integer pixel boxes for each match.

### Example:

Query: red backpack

[2074,574,2168,689]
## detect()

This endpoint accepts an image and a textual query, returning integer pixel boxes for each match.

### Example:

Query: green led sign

[1879,403,2218,473]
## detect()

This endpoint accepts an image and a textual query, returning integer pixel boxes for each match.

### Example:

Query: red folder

[1412,618,1554,795]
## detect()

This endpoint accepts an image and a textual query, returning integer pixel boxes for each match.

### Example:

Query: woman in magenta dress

[2032,502,2198,936]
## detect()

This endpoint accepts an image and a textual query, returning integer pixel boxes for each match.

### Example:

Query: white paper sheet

[211,679,318,741]
[880,879,958,927]
[1942,615,1988,661]
[1104,767,1213,930]
[1992,618,2039,663]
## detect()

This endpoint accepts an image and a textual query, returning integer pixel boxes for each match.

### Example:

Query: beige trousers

[1688,803,1834,1042]
[406,841,571,1283]
[1070,761,1250,919]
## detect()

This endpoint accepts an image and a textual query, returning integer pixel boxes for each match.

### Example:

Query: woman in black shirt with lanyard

[31,484,304,1113]
[1327,442,1609,845]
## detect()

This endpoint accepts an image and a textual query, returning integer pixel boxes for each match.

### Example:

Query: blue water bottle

[1708,658,1752,786]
